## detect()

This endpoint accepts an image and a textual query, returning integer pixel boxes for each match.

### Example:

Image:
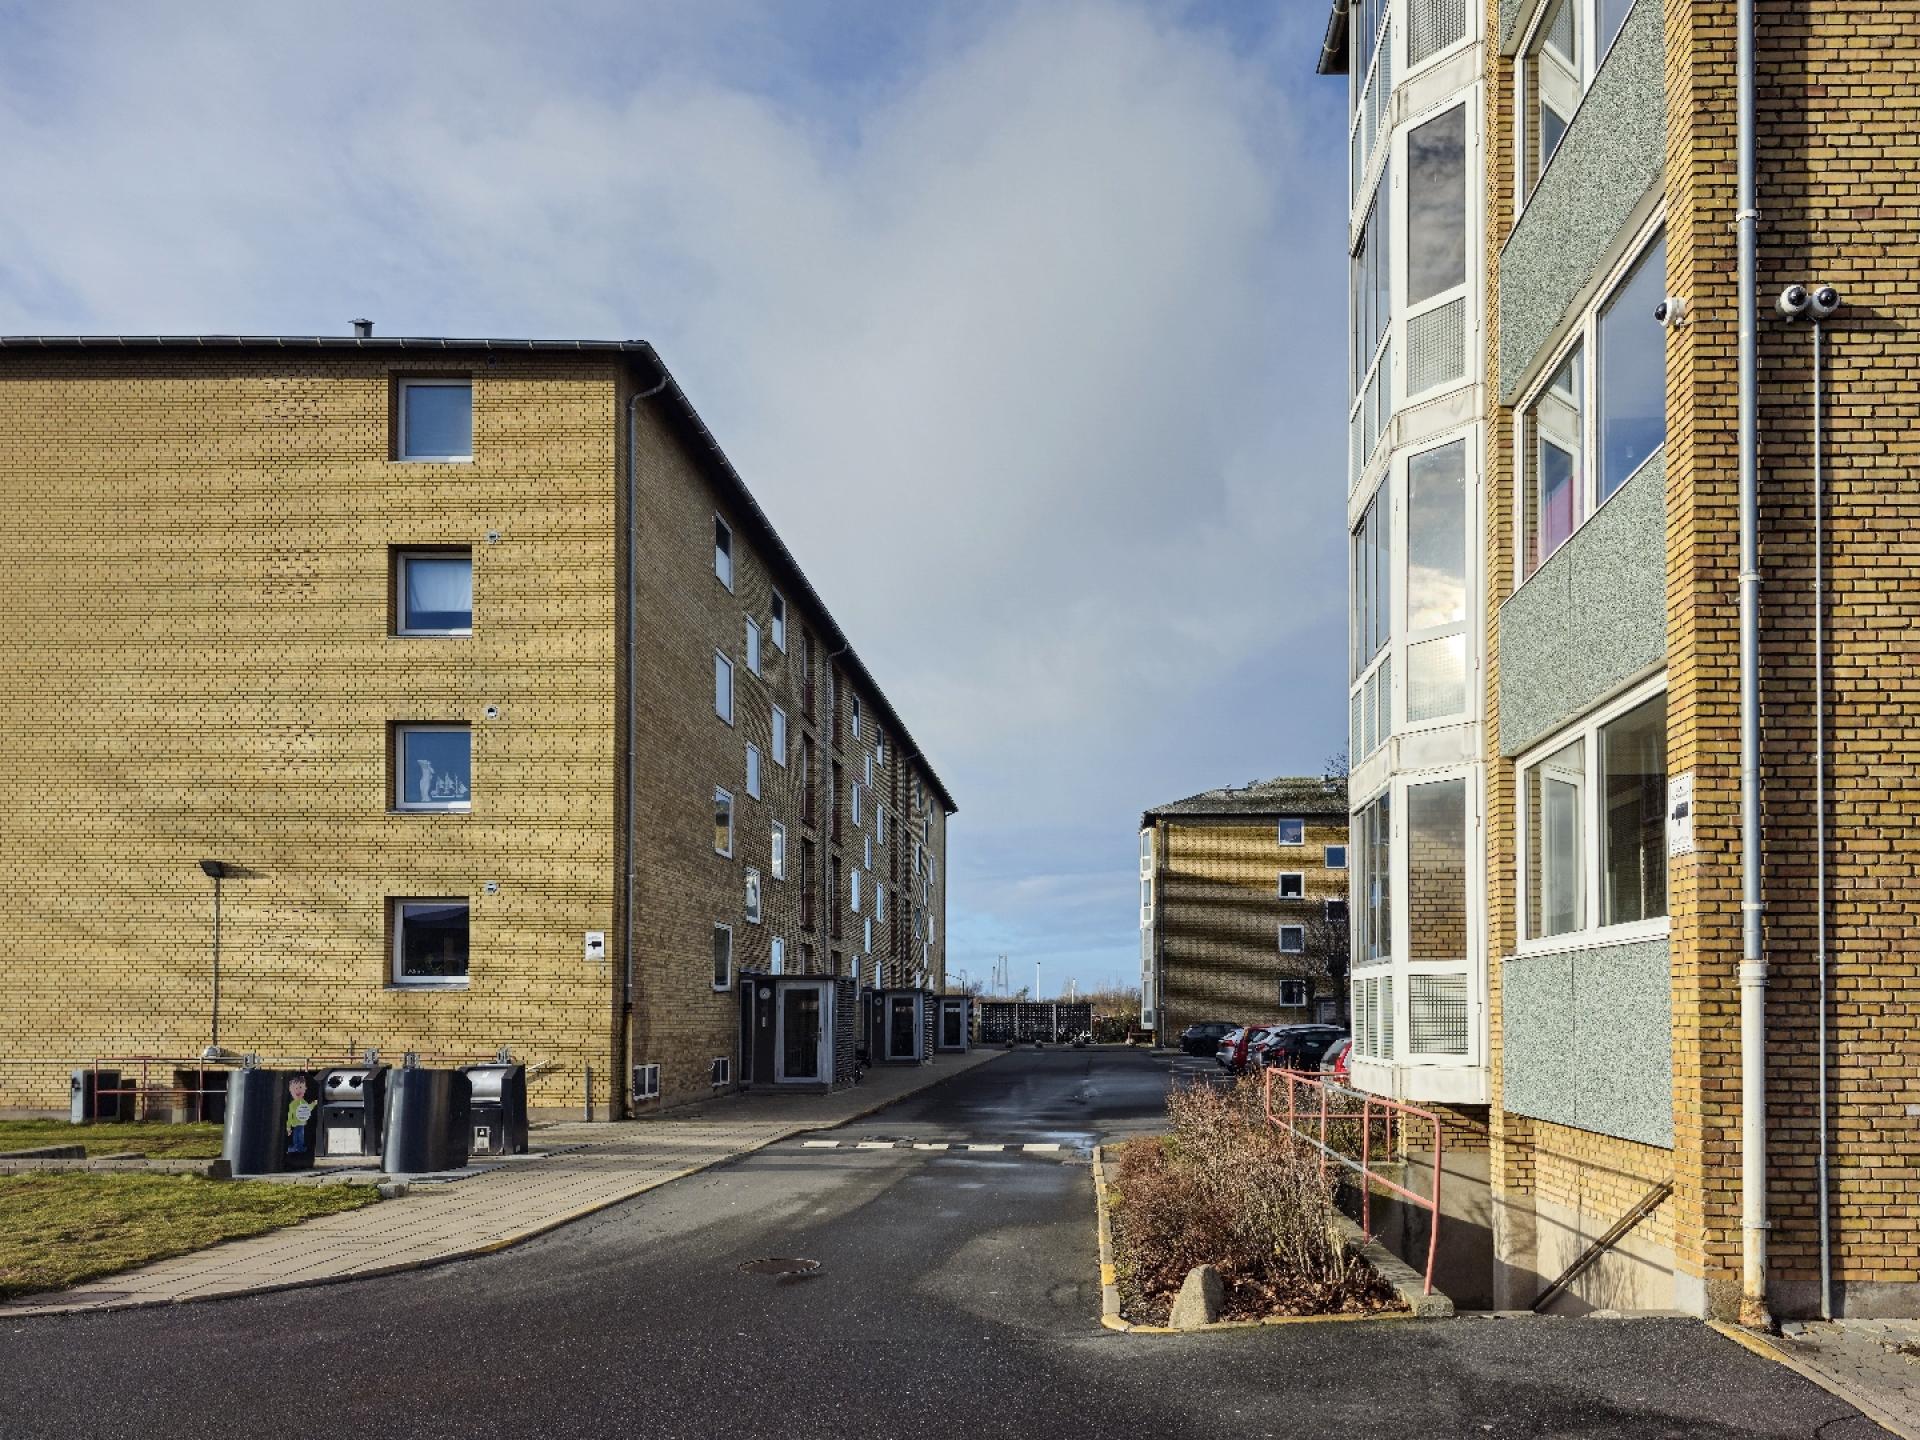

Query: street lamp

[198,860,228,1053]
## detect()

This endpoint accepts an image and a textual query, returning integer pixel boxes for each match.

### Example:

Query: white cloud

[0,0,1350,993]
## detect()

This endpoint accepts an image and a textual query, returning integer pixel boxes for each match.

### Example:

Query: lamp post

[198,860,228,1052]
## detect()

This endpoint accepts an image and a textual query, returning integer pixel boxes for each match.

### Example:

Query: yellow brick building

[0,334,953,1118]
[1139,777,1350,1043]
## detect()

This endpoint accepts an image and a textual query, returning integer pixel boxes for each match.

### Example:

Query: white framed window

[771,935,785,975]
[864,753,874,786]
[1140,876,1153,928]
[1517,226,1667,582]
[1402,101,1471,406]
[1278,872,1305,900]
[1326,844,1349,869]
[863,833,873,870]
[1141,827,1156,871]
[1350,164,1393,480]
[772,706,788,766]
[1279,925,1306,955]
[746,619,762,676]
[711,1055,731,1086]
[745,868,763,925]
[1277,818,1305,846]
[1518,675,1668,950]
[391,898,470,987]
[714,787,734,858]
[851,869,862,913]
[712,924,733,990]
[1353,790,1391,968]
[875,886,886,922]
[396,380,473,462]
[1517,0,1637,208]
[1279,979,1309,1007]
[770,590,786,650]
[714,516,733,590]
[394,724,472,811]
[876,806,887,845]
[771,821,786,881]
[851,694,862,738]
[393,549,473,636]
[851,783,863,828]
[876,734,887,766]
[1350,480,1391,759]
[714,651,734,724]
[745,745,762,800]
[864,916,873,954]
[1326,897,1351,924]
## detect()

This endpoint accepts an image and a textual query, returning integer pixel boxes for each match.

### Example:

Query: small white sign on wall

[584,930,607,963]
[1667,773,1695,858]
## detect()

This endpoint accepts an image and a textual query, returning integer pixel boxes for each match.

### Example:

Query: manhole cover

[737,1257,821,1277]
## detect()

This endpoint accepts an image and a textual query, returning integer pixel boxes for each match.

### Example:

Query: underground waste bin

[317,1065,390,1158]
[223,1068,323,1175]
[461,1063,528,1156]
[380,1066,471,1173]
[69,1068,134,1124]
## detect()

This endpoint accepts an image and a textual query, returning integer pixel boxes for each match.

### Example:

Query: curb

[2,1050,1006,1320]
[1089,1143,1444,1334]
[1708,1320,1916,1440]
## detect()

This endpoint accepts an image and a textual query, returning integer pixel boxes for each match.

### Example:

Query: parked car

[1319,1036,1353,1082]
[1221,1024,1288,1073]
[1179,1020,1237,1056]
[1261,1025,1348,1072]
[1212,1027,1245,1068]
[1245,1025,1304,1069]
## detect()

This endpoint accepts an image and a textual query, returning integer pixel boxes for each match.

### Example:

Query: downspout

[1812,313,1830,1321]
[619,373,668,1118]
[1734,0,1770,1330]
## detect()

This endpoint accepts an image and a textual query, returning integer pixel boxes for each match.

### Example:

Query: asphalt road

[0,1049,1884,1439]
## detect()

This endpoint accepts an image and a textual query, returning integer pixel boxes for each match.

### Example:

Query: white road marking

[912,1142,949,1151]
[966,1144,1004,1152]
[802,1140,839,1148]
[1022,1143,1061,1152]
[855,1141,895,1150]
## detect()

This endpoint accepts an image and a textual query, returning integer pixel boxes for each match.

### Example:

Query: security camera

[1653,296,1688,329]
[1777,284,1811,319]
[1808,284,1842,320]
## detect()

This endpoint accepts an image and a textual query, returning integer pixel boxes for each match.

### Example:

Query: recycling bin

[461,1063,529,1156]
[69,1068,134,1124]
[222,1068,323,1175]
[380,1067,471,1173]
[317,1065,390,1158]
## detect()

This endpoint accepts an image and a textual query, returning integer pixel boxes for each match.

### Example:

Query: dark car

[1178,1020,1237,1056]
[1259,1025,1348,1071]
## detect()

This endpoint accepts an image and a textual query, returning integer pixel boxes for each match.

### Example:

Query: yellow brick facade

[0,342,951,1119]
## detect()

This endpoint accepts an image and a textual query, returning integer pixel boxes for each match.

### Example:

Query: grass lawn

[0,1120,225,1159]
[0,1172,378,1300]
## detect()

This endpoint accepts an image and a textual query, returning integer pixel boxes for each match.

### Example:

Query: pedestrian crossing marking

[790,1138,1070,1155]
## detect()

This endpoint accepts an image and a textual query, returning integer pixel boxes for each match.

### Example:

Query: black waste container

[69,1068,134,1124]
[222,1069,322,1175]
[461,1064,528,1156]
[380,1067,471,1173]
[317,1066,390,1158]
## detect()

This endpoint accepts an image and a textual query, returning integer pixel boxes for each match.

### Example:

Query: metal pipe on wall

[1734,0,1772,1331]
[1813,315,1831,1321]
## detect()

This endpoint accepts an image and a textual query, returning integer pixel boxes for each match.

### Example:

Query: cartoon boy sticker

[285,1075,317,1154]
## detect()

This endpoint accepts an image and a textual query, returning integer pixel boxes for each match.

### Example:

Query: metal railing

[1263,1066,1444,1295]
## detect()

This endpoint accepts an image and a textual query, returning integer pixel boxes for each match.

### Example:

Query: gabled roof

[1142,774,1347,828]
[0,332,956,815]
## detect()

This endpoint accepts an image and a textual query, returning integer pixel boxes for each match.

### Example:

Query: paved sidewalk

[1716,1318,1920,1440]
[0,1049,1007,1318]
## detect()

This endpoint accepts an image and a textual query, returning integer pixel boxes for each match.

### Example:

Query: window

[770,591,786,650]
[851,869,862,914]
[1277,818,1305,846]
[1349,481,1390,758]
[851,783,863,828]
[876,734,887,766]
[875,885,886,923]
[394,725,471,811]
[714,516,733,590]
[1520,0,1637,203]
[746,745,762,800]
[876,806,888,845]
[863,833,873,871]
[1140,876,1153,927]
[712,924,732,990]
[1526,740,1585,939]
[714,787,734,857]
[1350,163,1393,473]
[772,706,787,766]
[851,694,862,739]
[1279,979,1309,1007]
[864,753,874,786]
[1407,105,1466,310]
[394,549,472,635]
[1520,230,1666,579]
[1326,844,1349,869]
[1408,777,1468,962]
[1278,872,1305,899]
[771,822,786,881]
[391,899,469,986]
[397,380,472,461]
[1406,438,1470,722]
[745,868,762,925]
[714,651,734,724]
[864,916,873,955]
[771,936,785,975]
[746,619,761,676]
[1141,828,1155,870]
[1278,925,1305,955]
[1354,792,1392,967]
[1326,897,1351,924]
[1601,692,1668,926]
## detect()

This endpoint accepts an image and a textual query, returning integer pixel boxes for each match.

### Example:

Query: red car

[1319,1036,1353,1082]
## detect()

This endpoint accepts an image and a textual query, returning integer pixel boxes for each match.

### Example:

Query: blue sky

[0,0,1351,997]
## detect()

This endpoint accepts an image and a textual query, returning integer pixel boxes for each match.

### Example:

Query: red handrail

[1263,1066,1444,1295]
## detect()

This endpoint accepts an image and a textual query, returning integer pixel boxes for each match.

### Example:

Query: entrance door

[940,1000,963,1049]
[775,982,829,1083]
[887,994,919,1060]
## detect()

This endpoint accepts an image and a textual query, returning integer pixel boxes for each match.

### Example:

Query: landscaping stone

[1169,1264,1224,1329]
